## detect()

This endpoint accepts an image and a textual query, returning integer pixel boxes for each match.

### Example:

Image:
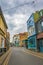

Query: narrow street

[4,47,43,65]
[0,0,43,65]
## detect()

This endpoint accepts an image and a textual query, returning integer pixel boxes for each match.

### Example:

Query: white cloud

[8,0,14,5]
[4,13,28,25]
[4,13,28,42]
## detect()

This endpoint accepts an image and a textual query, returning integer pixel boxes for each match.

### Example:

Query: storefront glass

[28,35,36,49]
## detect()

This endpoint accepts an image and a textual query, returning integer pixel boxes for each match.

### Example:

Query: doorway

[1,38,4,48]
[37,39,43,52]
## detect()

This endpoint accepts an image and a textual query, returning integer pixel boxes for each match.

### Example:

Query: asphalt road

[8,47,43,65]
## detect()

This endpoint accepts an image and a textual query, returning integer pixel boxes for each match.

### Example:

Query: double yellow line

[2,48,12,65]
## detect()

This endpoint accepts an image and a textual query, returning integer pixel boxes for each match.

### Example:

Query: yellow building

[19,32,28,46]
[0,7,8,50]
[6,32,10,42]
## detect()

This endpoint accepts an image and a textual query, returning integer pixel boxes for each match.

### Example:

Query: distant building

[0,7,8,52]
[19,32,28,47]
[6,32,10,41]
[13,34,20,47]
[13,32,28,47]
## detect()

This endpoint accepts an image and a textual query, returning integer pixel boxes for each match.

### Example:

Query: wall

[19,32,28,46]
[0,35,1,47]
[27,14,36,37]
[35,18,43,34]
[27,14,37,49]
[0,16,7,48]
[34,10,43,23]
[19,32,28,40]
[0,16,7,38]
[0,34,5,48]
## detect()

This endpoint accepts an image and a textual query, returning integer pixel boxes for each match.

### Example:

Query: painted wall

[0,16,7,48]
[34,11,39,22]
[27,14,36,49]
[27,9,43,51]
[27,14,36,37]
[34,9,43,23]
[19,32,28,46]
[0,35,1,47]
[0,34,5,48]
[0,16,7,37]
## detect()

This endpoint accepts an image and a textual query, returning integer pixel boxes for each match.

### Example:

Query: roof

[27,13,34,23]
[0,7,8,29]
[13,34,19,38]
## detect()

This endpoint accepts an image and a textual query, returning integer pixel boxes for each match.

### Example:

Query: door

[39,39,43,52]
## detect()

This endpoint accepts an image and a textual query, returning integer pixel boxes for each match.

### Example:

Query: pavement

[23,48,43,59]
[0,47,12,65]
[0,47,43,65]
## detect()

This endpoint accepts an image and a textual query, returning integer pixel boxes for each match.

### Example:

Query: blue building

[27,10,43,52]
[27,14,37,50]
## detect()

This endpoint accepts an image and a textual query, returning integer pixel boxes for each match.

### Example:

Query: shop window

[41,22,43,31]
[30,40,33,44]
[41,22,43,26]
[37,21,43,33]
[40,12,42,16]
[1,38,4,48]
[41,40,43,47]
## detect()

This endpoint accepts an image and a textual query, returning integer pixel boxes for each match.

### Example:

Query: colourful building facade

[27,9,43,52]
[0,7,8,52]
[35,17,43,52]
[6,32,10,50]
[13,34,20,47]
[19,32,28,47]
[27,14,37,50]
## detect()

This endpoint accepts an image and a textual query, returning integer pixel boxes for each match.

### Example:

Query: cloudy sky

[0,0,43,42]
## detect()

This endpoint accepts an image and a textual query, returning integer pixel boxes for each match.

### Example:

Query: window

[37,21,43,33]
[41,21,43,31]
[41,22,43,26]
[40,12,42,16]
[1,38,4,48]
[39,39,43,47]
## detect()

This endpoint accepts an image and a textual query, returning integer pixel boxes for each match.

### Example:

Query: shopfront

[22,39,28,48]
[28,35,36,50]
[37,33,43,52]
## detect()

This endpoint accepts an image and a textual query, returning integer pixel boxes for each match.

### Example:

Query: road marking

[23,50,43,59]
[3,49,12,65]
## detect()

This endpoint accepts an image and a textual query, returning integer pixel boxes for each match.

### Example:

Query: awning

[37,32,43,39]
